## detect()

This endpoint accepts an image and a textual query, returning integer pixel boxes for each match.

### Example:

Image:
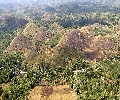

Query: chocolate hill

[28,85,78,100]
[56,26,119,60]
[5,23,120,66]
[5,24,53,54]
[32,27,53,43]
[5,34,32,54]
[23,22,39,37]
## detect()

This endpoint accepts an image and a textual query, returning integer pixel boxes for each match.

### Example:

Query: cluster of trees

[0,53,24,84]
[73,58,120,99]
[0,53,119,100]
[57,12,120,28]
[0,16,28,31]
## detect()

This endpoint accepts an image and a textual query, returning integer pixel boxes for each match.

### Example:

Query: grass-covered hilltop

[0,0,120,100]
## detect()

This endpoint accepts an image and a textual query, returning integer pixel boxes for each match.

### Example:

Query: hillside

[5,22,120,68]
[28,85,78,100]
[22,22,39,37]
[0,0,120,100]
[5,34,32,57]
[55,25,119,60]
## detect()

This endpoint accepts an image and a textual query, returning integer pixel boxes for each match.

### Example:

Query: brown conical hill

[50,29,92,66]
[56,29,93,51]
[5,34,32,55]
[4,22,38,56]
[90,35,116,52]
[56,27,118,60]
[32,27,53,43]
[28,85,78,100]
[22,22,39,37]
[80,26,94,35]
[83,35,117,60]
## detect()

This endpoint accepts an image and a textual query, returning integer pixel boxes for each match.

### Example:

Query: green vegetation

[45,37,60,48]
[0,0,120,100]
[1,57,120,99]
[118,45,120,51]
[0,53,24,84]
[74,59,120,99]
[0,86,3,96]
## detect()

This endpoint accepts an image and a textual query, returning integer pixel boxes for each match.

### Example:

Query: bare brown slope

[23,22,39,37]
[5,24,120,66]
[28,85,78,100]
[4,22,38,55]
[32,27,53,43]
[5,26,54,56]
[90,35,116,51]
[5,34,32,55]
[56,27,119,60]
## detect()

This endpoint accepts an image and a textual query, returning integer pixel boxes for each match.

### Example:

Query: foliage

[0,0,120,100]
[118,45,120,51]
[57,12,120,28]
[0,86,3,96]
[34,20,54,29]
[72,59,120,99]
[1,56,120,100]
[71,59,89,71]
[0,53,24,84]
[45,36,60,48]
[53,46,83,67]
[93,26,112,36]
[5,77,33,100]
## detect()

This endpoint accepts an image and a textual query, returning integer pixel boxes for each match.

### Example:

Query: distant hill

[0,0,114,5]
[5,22,120,68]
[1,1,120,100]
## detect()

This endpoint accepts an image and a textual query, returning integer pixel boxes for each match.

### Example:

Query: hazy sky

[0,0,76,4]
